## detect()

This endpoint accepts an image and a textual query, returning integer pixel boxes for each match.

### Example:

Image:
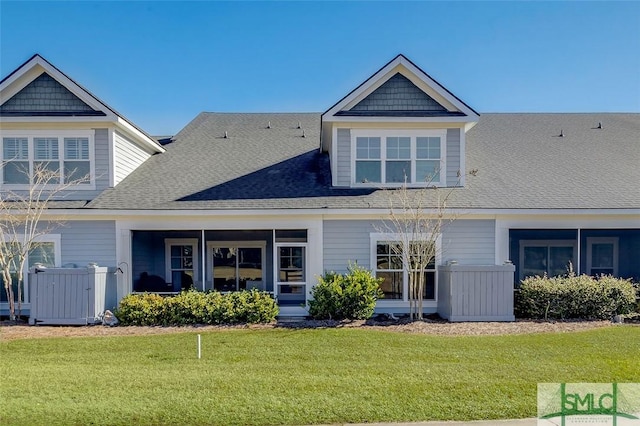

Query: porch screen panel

[590,243,614,275]
[523,246,547,278]
[213,248,237,291]
[277,246,306,306]
[238,247,262,290]
[549,246,574,276]
[520,241,576,279]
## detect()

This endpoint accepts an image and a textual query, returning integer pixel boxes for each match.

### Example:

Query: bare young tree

[0,163,87,321]
[378,169,477,321]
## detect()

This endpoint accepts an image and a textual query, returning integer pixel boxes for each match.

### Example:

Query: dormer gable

[321,54,479,189]
[0,72,104,116]
[342,73,452,117]
[1,54,164,197]
[323,54,479,125]
[0,54,164,154]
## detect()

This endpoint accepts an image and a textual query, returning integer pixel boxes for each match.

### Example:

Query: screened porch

[130,229,309,307]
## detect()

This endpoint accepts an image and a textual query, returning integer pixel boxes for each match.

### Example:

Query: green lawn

[1,326,639,426]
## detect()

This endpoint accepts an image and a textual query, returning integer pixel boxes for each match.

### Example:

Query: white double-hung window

[352,129,446,187]
[2,137,29,184]
[0,130,94,188]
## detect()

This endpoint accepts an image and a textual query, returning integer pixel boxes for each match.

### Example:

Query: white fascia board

[496,216,640,230]
[322,57,402,119]
[115,117,165,153]
[40,207,640,219]
[398,57,479,120]
[115,217,324,232]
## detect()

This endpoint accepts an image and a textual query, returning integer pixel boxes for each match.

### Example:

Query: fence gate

[28,265,109,325]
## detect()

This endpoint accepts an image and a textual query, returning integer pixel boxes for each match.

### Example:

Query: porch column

[576,228,581,274]
[201,229,205,291]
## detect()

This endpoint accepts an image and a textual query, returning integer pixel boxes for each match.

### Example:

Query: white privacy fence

[28,264,116,325]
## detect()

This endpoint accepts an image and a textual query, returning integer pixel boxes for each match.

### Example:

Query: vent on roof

[596,122,603,129]
[267,121,271,129]
[224,131,228,139]
[302,130,306,138]
[558,129,565,138]
[297,121,301,129]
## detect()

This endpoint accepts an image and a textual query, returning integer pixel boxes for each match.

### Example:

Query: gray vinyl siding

[60,220,116,267]
[336,128,351,187]
[446,128,461,187]
[323,219,496,273]
[323,220,377,272]
[93,128,110,193]
[114,131,153,185]
[441,220,495,265]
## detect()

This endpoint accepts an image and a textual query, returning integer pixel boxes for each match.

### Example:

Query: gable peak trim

[0,53,164,153]
[322,54,479,121]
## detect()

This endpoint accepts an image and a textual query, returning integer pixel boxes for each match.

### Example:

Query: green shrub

[308,264,383,320]
[515,274,637,320]
[115,290,278,326]
[115,293,165,326]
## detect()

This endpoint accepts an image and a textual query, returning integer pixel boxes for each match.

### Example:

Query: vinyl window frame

[370,232,440,303]
[0,234,61,305]
[0,130,95,190]
[351,129,447,187]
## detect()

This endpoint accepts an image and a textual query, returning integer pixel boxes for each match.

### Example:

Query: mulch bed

[1,316,631,341]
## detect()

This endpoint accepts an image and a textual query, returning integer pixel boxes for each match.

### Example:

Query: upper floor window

[0,131,94,188]
[352,130,446,187]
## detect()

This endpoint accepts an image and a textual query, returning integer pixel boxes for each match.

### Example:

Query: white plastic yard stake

[197,334,201,359]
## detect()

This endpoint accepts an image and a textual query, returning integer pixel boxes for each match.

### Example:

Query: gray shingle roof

[87,112,640,211]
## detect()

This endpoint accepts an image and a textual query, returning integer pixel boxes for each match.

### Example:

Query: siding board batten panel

[323,220,375,272]
[114,131,153,186]
[442,220,496,265]
[446,128,461,187]
[61,221,116,267]
[94,128,110,195]
[336,129,351,187]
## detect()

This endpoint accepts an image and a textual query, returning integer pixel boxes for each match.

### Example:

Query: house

[1,54,638,320]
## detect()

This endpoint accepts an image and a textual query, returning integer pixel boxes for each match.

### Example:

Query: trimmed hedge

[515,274,637,320]
[308,264,383,320]
[115,290,278,326]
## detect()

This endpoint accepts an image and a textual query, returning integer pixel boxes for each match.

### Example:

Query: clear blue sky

[1,1,639,135]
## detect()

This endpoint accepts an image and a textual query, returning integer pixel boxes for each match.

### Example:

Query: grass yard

[1,326,639,426]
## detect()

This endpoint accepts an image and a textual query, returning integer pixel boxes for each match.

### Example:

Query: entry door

[211,244,264,292]
[587,237,618,276]
[275,244,307,306]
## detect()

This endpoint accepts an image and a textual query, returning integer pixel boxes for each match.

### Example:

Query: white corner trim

[115,117,164,154]
[108,127,115,188]
[331,125,338,187]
